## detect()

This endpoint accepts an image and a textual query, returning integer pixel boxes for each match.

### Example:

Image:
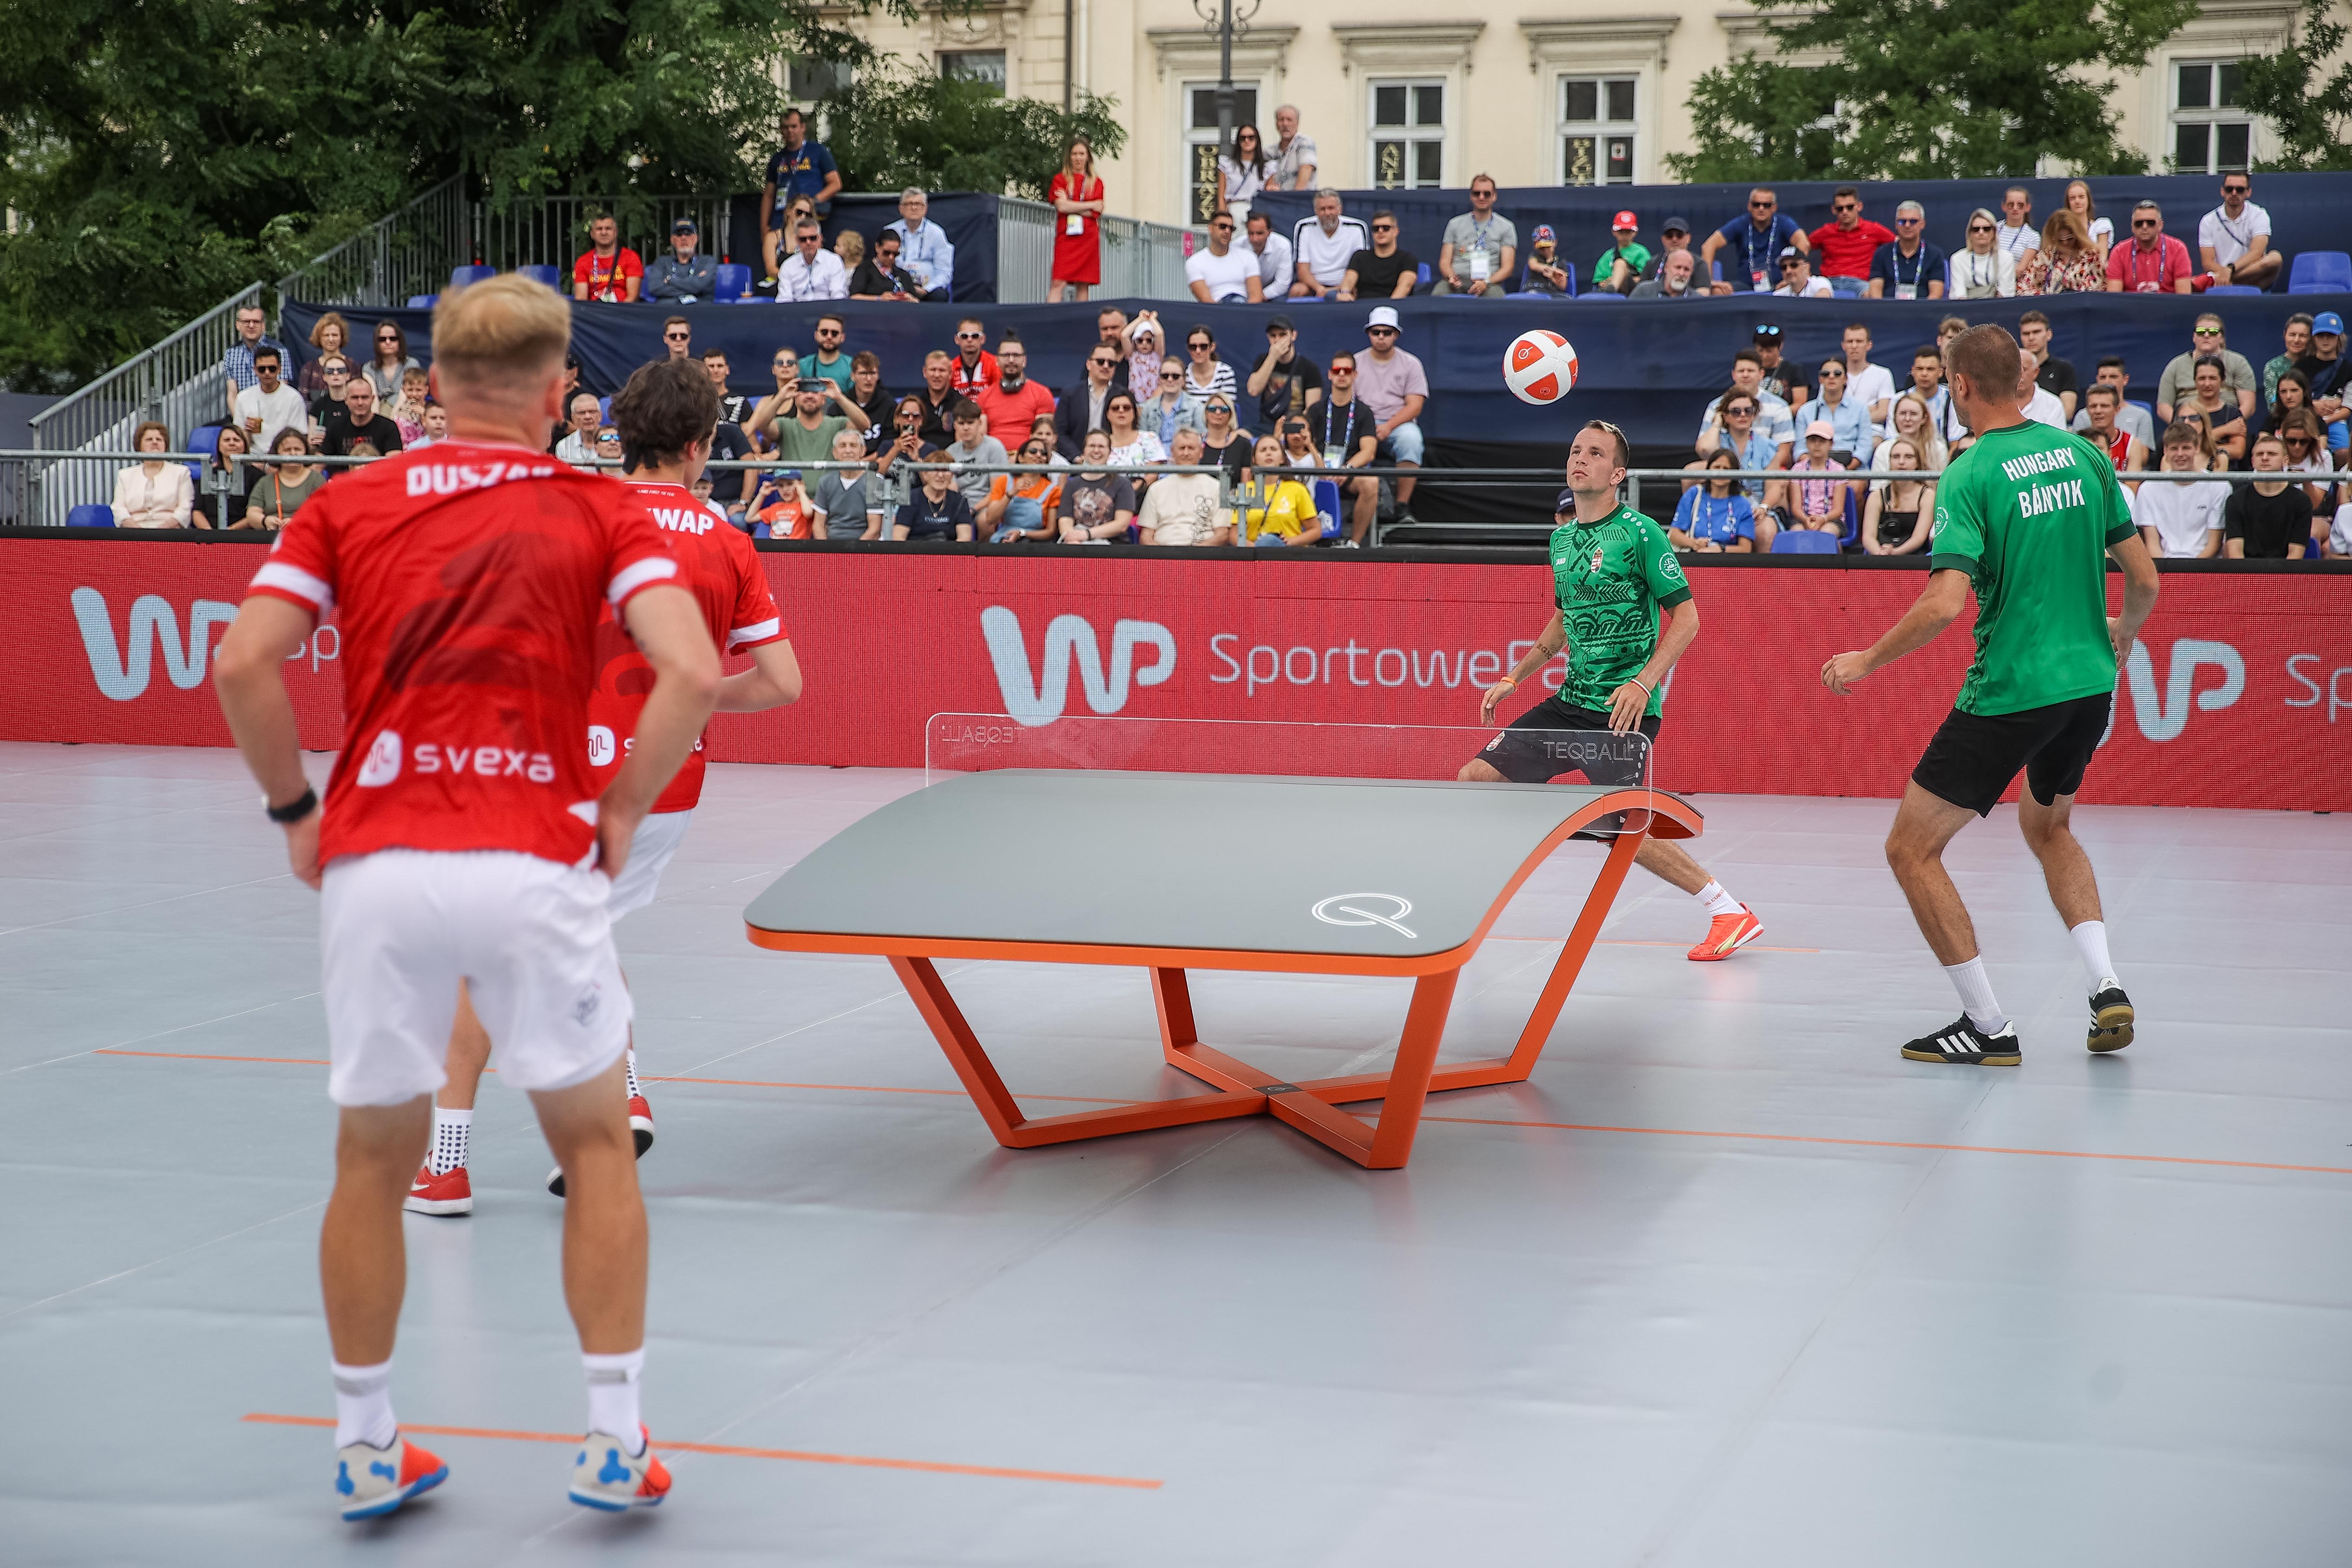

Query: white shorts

[319,850,632,1106]
[606,808,693,920]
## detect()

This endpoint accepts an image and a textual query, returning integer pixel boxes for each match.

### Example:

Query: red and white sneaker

[337,1433,448,1521]
[568,1426,671,1511]
[403,1165,472,1216]
[547,1093,655,1197]
[1688,907,1764,962]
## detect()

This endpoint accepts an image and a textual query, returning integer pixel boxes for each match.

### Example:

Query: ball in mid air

[1504,329,1579,406]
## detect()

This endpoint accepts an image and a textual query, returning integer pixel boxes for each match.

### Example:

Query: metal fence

[273,176,470,311]
[472,194,741,281]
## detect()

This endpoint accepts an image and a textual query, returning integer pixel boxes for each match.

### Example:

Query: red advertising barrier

[8,540,2348,812]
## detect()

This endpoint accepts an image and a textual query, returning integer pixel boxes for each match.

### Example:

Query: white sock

[332,1358,398,1450]
[1943,957,2009,1036]
[584,1348,647,1452]
[1693,879,1744,919]
[623,1048,642,1102]
[2069,920,2116,994]
[428,1107,471,1175]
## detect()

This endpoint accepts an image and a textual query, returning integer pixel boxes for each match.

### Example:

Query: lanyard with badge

[1889,245,1926,300]
[1466,215,1498,282]
[1743,222,1778,289]
[1064,175,1094,237]
[1317,399,1359,467]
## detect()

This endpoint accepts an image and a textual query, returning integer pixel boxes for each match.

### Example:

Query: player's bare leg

[2017,789,2134,1050]
[321,1098,432,1364]
[1884,781,2021,1064]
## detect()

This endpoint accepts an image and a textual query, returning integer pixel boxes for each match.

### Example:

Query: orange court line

[1484,936,1822,954]
[649,1073,1133,1107]
[239,1413,1160,1490]
[97,1048,330,1066]
[1421,1115,2352,1176]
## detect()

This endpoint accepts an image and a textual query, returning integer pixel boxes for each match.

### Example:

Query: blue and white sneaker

[569,1426,672,1511]
[336,1434,448,1521]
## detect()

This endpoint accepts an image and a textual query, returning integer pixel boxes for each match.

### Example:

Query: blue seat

[68,503,115,529]
[1712,260,1725,284]
[714,263,752,303]
[1416,263,1432,288]
[1770,529,1839,554]
[406,294,438,308]
[186,425,223,458]
[516,264,562,290]
[1579,291,1626,302]
[1838,485,1862,550]
[1312,479,1343,541]
[2204,284,2263,296]
[597,396,612,424]
[2287,252,2350,293]
[448,264,497,291]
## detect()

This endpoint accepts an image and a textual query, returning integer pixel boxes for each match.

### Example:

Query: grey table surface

[744,770,1647,960]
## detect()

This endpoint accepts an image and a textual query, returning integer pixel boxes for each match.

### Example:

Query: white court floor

[2,741,2348,1568]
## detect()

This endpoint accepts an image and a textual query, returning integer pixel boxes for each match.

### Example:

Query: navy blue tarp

[1256,173,2352,295]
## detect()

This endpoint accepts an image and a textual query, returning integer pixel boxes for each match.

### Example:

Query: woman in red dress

[1048,136,1105,302]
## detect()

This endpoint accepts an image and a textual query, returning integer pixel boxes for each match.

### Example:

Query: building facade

[814,0,2343,226]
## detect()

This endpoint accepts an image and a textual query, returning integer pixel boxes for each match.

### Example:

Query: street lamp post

[1192,0,1262,217]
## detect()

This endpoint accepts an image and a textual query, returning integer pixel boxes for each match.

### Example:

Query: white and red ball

[1504,329,1580,406]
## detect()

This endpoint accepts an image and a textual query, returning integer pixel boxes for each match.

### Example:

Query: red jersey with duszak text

[245,440,680,867]
[586,481,787,814]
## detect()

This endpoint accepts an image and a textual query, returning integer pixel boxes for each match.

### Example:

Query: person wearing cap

[1246,314,1323,430]
[2293,311,2348,420]
[1243,212,1295,299]
[1633,216,1714,290]
[1592,211,1651,295]
[1356,306,1428,523]
[747,466,818,539]
[1867,201,1947,301]
[1629,248,1703,300]
[1783,419,1853,538]
[1519,225,1571,296]
[1770,246,1834,299]
[1809,186,1894,297]
[1701,187,1807,294]
[1432,175,1516,297]
[643,218,717,303]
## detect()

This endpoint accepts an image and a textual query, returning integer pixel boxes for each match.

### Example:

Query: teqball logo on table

[1311,892,1418,939]
[979,607,1177,727]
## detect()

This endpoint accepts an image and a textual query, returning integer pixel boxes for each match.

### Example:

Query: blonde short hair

[430,273,571,392]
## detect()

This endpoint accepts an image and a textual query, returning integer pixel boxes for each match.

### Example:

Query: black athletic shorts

[1474,701,1658,785]
[1912,691,2111,816]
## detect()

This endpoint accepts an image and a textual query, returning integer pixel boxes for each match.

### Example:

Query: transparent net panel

[925,714,1655,835]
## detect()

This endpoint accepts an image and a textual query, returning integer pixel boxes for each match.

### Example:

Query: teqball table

[744,770,1703,1169]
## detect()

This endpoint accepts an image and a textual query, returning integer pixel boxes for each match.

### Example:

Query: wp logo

[2122,638,2243,742]
[979,606,1176,727]
[70,588,239,701]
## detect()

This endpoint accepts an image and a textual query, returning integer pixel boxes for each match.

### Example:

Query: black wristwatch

[265,787,319,825]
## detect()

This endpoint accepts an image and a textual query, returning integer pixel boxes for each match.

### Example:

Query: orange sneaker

[403,1164,472,1216]
[1688,907,1763,962]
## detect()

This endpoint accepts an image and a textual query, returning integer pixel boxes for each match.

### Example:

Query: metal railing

[995,197,1200,302]
[473,195,738,280]
[274,176,470,310]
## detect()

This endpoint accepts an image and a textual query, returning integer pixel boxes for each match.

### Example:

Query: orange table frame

[746,789,1702,1170]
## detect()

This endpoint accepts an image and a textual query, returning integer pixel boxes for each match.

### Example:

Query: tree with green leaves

[2238,0,2352,171]
[0,0,900,391]
[816,62,1128,200]
[1669,0,2199,183]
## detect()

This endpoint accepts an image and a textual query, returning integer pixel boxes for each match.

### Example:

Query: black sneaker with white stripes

[1900,1015,2022,1066]
[2087,985,2135,1053]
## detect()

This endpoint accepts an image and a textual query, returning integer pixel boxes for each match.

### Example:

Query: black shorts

[1474,701,1658,786]
[1912,692,2111,816]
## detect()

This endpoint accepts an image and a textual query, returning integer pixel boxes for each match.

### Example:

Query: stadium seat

[2288,251,2351,293]
[1579,291,1625,302]
[1312,479,1343,541]
[1838,486,1862,550]
[186,425,222,459]
[1416,263,1432,288]
[2204,285,2263,296]
[1712,260,1725,284]
[406,295,438,308]
[516,264,562,290]
[67,504,115,528]
[714,263,752,303]
[448,264,496,291]
[1770,529,1839,554]
[597,396,612,424]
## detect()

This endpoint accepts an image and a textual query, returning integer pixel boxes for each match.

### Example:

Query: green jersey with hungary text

[1545,504,1692,719]
[1930,420,2138,716]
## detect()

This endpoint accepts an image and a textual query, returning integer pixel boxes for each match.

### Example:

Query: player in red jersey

[402,355,805,1213]
[213,275,720,1519]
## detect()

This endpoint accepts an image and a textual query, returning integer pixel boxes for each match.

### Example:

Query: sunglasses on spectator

[1725,403,1756,416]
[772,357,793,368]
[1212,220,1235,232]
[2133,218,2160,228]
[1366,327,1397,337]
[879,245,900,256]
[1895,215,1921,225]
[1832,202,1858,213]
[1159,368,1183,380]
[956,330,983,340]
[1749,200,1774,210]
[1968,223,1993,232]
[2194,327,2223,336]
[2223,182,2249,194]
[1371,223,1396,232]
[816,327,842,339]
[664,331,688,341]
[1090,355,1116,366]
[1330,364,1354,374]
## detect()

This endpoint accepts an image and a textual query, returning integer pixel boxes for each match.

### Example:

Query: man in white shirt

[778,220,848,302]
[1290,190,1369,298]
[1186,212,1263,304]
[1770,247,1833,298]
[1243,213,1294,300]
[2132,425,2228,557]
[2018,357,2068,429]
[1264,106,1318,193]
[234,348,309,451]
[2197,173,2280,290]
[884,188,955,301]
[1994,186,2040,261]
[1840,322,1895,426]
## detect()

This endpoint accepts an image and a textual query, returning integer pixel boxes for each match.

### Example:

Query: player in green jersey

[1823,325,2160,1066]
[1460,420,1765,962]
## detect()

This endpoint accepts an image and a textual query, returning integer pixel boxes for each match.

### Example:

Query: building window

[1370,80,1445,189]
[2171,60,2251,173]
[1559,76,1637,186]
[789,58,851,100]
[940,51,1007,93]
[1185,82,1260,226]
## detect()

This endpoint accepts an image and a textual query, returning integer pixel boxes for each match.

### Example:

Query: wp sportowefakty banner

[7,541,2346,813]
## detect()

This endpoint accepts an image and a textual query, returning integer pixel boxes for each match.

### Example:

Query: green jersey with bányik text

[1929,420,2137,716]
[1545,503,1692,719]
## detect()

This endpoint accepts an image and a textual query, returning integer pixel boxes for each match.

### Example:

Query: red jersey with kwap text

[245,440,680,867]
[586,481,787,814]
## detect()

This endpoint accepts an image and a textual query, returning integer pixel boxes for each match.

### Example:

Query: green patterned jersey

[1544,504,1692,718]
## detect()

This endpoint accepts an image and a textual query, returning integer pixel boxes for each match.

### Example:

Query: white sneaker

[336,1433,448,1521]
[569,1427,672,1510]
